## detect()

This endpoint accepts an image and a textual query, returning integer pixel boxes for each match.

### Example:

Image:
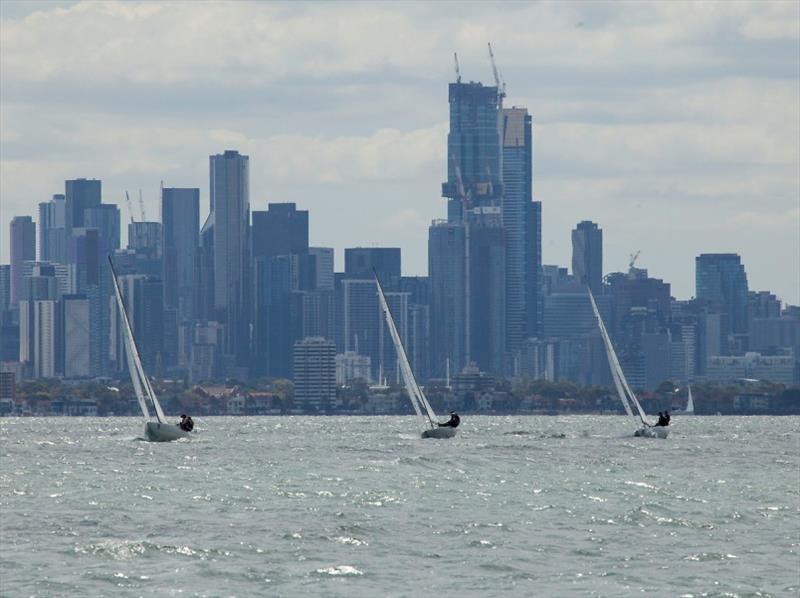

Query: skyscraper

[209,150,251,371]
[502,106,542,350]
[38,194,67,263]
[64,178,101,236]
[429,220,467,378]
[252,203,309,259]
[309,247,334,291]
[696,253,749,337]
[441,81,503,221]
[572,221,603,294]
[10,216,36,307]
[128,221,161,257]
[345,247,401,283]
[162,187,200,368]
[59,294,90,379]
[84,204,121,253]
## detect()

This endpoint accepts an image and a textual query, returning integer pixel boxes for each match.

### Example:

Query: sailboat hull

[145,421,190,442]
[421,427,458,439]
[634,426,669,439]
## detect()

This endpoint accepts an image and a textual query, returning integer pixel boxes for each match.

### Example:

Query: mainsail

[109,257,167,424]
[374,273,437,430]
[587,289,651,426]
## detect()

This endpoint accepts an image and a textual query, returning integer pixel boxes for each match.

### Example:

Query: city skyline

[1,1,798,303]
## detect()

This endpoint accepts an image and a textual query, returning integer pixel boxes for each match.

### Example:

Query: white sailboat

[374,274,456,439]
[675,384,695,415]
[109,257,190,442]
[587,289,668,439]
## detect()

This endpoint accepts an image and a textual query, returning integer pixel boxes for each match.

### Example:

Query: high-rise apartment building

[59,294,90,378]
[128,221,161,257]
[209,150,251,371]
[293,337,336,412]
[572,221,603,294]
[10,216,36,307]
[696,253,749,337]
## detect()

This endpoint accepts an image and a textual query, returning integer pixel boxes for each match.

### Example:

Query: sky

[1,0,798,303]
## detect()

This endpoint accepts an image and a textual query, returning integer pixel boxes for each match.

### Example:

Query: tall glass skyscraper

[209,150,251,371]
[10,216,36,307]
[572,221,603,295]
[162,187,199,324]
[696,253,749,336]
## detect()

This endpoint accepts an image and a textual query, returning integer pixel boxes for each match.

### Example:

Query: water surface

[1,416,798,597]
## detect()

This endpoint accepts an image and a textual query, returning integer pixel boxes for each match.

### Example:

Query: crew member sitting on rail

[655,412,668,427]
[438,412,460,428]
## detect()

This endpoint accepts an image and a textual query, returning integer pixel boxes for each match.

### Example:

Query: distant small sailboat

[588,289,668,439]
[676,384,695,415]
[375,273,457,439]
[109,257,191,442]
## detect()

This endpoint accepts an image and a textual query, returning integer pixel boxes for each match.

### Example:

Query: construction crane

[124,191,136,223]
[487,42,506,100]
[138,189,146,221]
[629,250,641,271]
[454,52,461,83]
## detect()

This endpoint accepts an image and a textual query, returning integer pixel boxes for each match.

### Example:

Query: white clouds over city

[1,0,798,301]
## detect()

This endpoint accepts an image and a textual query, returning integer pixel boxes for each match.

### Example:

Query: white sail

[686,384,695,414]
[109,258,166,424]
[374,275,437,429]
[587,289,651,426]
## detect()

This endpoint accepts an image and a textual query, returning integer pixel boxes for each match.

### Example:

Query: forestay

[374,274,438,430]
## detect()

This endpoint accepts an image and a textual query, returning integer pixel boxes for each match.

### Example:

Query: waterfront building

[293,337,336,412]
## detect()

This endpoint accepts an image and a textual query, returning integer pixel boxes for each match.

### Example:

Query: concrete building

[336,351,372,384]
[64,178,101,238]
[706,352,795,385]
[252,203,308,259]
[293,337,336,412]
[60,294,90,378]
[84,204,121,253]
[128,221,161,257]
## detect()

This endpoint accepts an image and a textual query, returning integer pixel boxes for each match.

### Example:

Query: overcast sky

[1,0,798,303]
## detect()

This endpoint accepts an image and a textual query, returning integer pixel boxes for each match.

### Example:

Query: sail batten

[374,274,437,429]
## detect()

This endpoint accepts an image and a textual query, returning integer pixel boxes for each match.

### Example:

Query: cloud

[1,0,798,302]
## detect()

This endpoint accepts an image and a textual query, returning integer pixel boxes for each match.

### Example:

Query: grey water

[1,416,798,597]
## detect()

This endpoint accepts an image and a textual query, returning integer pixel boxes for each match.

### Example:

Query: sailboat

[675,384,695,415]
[109,257,190,442]
[374,273,456,439]
[587,289,668,439]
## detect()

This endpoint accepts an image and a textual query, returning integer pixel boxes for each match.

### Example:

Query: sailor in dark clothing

[179,414,194,432]
[438,412,460,428]
[664,411,671,425]
[655,412,667,427]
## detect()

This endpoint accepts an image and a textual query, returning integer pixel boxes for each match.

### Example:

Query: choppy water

[1,416,798,597]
